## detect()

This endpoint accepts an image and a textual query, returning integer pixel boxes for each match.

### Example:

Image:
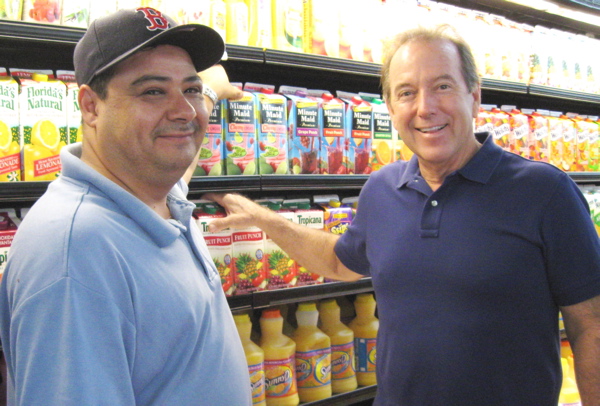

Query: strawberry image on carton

[337,91,372,174]
[0,68,21,182]
[194,99,225,176]
[225,89,258,175]
[280,85,320,174]
[244,83,289,175]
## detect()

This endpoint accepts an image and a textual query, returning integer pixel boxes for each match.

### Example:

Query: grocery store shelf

[481,78,528,94]
[259,174,369,192]
[265,49,382,77]
[528,84,600,104]
[303,385,377,406]
[0,20,84,43]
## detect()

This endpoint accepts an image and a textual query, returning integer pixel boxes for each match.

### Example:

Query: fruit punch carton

[307,89,346,175]
[337,91,372,174]
[0,210,19,282]
[283,198,324,286]
[244,83,289,175]
[195,200,234,296]
[194,100,225,176]
[256,199,297,290]
[280,85,320,174]
[14,69,67,181]
[56,71,82,144]
[0,68,21,182]
[232,223,267,295]
[360,92,392,172]
[225,86,258,175]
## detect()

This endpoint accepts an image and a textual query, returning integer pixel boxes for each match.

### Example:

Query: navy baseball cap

[74,7,225,86]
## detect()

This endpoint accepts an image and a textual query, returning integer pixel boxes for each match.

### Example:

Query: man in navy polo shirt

[205,24,600,405]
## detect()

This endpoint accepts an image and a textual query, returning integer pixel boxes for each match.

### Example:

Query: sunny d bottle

[292,302,332,402]
[234,313,266,406]
[319,298,357,393]
[348,293,378,386]
[259,308,299,406]
[559,357,581,406]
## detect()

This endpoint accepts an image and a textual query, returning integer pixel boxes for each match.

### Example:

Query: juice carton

[1,0,22,19]
[225,89,258,175]
[244,83,288,175]
[570,114,590,172]
[489,106,511,152]
[56,71,82,145]
[304,0,340,57]
[547,111,564,170]
[0,68,21,182]
[61,0,90,27]
[337,91,372,174]
[22,0,60,23]
[523,109,550,163]
[560,114,577,172]
[232,222,267,295]
[307,90,346,175]
[283,198,324,286]
[280,86,320,174]
[475,105,496,136]
[88,0,117,22]
[256,199,297,290]
[226,0,249,46]
[247,0,272,48]
[314,194,352,236]
[360,93,392,172]
[271,0,304,53]
[14,69,67,181]
[501,105,531,159]
[341,196,358,219]
[0,210,19,282]
[587,117,599,172]
[195,201,235,295]
[194,99,225,176]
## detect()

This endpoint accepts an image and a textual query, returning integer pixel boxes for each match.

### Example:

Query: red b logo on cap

[136,7,169,31]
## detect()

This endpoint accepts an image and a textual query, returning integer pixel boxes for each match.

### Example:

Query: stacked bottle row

[194,194,357,296]
[234,294,379,405]
[476,105,600,172]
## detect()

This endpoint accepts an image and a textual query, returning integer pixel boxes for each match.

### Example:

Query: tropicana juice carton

[194,99,225,176]
[232,221,267,295]
[225,86,258,175]
[360,93,393,172]
[280,86,320,174]
[244,83,289,175]
[0,68,21,182]
[337,91,372,174]
[522,109,550,163]
[501,105,531,159]
[283,198,324,286]
[547,111,564,170]
[307,89,346,175]
[56,71,82,144]
[560,113,577,172]
[587,116,599,172]
[0,210,19,282]
[14,69,67,181]
[194,200,235,296]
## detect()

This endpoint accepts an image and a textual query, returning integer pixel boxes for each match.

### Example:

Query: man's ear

[78,85,100,127]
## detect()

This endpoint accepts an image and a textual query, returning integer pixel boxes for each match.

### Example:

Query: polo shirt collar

[60,144,193,248]
[396,132,501,189]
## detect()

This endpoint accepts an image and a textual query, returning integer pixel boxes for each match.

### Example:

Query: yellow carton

[56,71,82,144]
[0,69,21,182]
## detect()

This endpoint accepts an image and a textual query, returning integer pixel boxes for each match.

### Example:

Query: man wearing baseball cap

[0,8,250,405]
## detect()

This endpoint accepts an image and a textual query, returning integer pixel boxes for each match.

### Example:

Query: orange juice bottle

[292,302,332,402]
[559,357,581,406]
[259,308,299,406]
[348,293,378,386]
[234,313,267,406]
[319,299,357,394]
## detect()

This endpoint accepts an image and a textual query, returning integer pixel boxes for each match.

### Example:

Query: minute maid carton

[280,85,320,174]
[194,99,225,176]
[0,68,21,182]
[13,69,67,181]
[225,85,258,175]
[56,71,82,144]
[244,83,288,175]
[359,92,392,172]
[337,91,372,174]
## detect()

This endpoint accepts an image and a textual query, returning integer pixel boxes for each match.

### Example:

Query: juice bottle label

[249,361,266,404]
[256,93,288,174]
[321,101,346,174]
[195,100,224,176]
[225,93,258,175]
[264,356,298,399]
[355,338,376,373]
[296,347,331,388]
[0,73,20,182]
[330,341,355,381]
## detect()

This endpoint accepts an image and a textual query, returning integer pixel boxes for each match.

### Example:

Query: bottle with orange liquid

[259,308,299,406]
[292,302,332,402]
[319,298,357,393]
[233,313,266,406]
[348,293,379,386]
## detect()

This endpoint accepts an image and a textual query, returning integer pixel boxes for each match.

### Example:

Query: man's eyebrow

[130,75,201,87]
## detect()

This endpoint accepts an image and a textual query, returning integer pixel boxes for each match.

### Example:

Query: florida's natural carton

[0,68,21,182]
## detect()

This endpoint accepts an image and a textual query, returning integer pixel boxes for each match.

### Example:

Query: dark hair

[381,24,480,102]
[87,64,119,100]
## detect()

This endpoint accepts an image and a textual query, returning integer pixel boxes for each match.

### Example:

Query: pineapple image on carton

[0,69,21,182]
[225,89,258,175]
[15,69,67,181]
[56,71,82,144]
[194,100,225,176]
[232,224,267,295]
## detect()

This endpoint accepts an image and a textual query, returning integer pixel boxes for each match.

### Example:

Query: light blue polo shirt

[0,144,251,405]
